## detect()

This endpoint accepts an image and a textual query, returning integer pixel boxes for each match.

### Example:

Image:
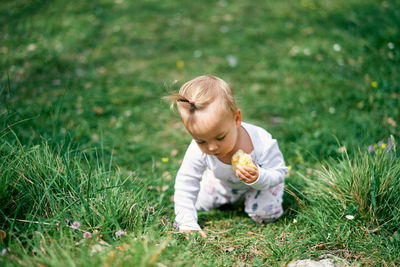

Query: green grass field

[1,0,399,265]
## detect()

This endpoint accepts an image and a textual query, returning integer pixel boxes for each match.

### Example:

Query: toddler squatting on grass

[167,75,288,237]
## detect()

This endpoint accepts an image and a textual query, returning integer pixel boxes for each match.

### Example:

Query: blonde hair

[166,75,238,115]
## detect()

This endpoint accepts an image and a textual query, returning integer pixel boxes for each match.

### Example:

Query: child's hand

[178,229,207,240]
[235,164,259,183]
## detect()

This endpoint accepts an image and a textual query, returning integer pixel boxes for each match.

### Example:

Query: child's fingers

[235,167,251,182]
[237,165,254,175]
[198,230,207,238]
[177,229,191,240]
[242,165,257,174]
[245,166,259,179]
[178,229,207,239]
[236,166,259,183]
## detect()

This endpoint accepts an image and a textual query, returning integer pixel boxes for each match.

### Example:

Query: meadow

[1,0,399,265]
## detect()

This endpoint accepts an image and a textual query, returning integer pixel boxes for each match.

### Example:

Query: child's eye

[216,135,226,141]
[195,140,206,144]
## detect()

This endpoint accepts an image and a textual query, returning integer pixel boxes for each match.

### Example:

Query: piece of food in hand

[231,149,257,171]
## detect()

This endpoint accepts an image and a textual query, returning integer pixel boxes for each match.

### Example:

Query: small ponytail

[178,98,196,112]
[164,75,237,115]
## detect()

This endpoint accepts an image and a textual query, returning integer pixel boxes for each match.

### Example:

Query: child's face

[179,102,241,159]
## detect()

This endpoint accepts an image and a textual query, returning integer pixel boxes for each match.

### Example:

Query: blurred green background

[1,0,398,174]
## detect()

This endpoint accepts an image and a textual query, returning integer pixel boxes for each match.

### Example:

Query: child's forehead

[179,99,229,119]
[181,101,230,121]
[181,105,233,137]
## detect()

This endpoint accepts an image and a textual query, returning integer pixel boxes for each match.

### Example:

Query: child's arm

[241,130,288,191]
[174,140,207,231]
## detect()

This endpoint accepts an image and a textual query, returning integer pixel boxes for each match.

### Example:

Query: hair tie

[178,98,196,111]
[188,100,196,111]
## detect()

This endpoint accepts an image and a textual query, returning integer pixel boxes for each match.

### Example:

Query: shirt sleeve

[245,129,288,191]
[174,140,206,230]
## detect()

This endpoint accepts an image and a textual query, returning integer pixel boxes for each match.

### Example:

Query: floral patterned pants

[195,170,284,223]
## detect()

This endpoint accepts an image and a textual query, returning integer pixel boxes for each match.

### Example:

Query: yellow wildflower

[161,157,169,163]
[286,165,292,177]
[176,60,184,69]
[371,81,378,88]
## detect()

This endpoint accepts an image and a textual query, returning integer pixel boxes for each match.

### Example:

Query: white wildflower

[303,48,311,55]
[333,44,341,51]
[28,44,36,51]
[71,221,80,230]
[226,55,237,67]
[124,110,132,117]
[1,248,10,256]
[193,50,202,58]
[220,26,229,33]
[219,0,227,7]
[83,232,92,239]
[115,230,126,237]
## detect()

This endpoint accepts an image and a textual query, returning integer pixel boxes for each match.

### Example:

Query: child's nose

[208,143,218,152]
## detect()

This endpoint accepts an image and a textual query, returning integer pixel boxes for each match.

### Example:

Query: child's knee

[195,195,216,211]
[246,203,283,223]
[195,185,233,211]
[244,184,284,223]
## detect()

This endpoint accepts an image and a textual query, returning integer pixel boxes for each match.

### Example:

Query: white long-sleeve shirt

[174,122,288,230]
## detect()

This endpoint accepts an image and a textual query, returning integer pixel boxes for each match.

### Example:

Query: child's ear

[234,109,242,128]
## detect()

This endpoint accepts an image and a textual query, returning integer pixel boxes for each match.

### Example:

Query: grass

[1,0,400,265]
[306,138,400,233]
